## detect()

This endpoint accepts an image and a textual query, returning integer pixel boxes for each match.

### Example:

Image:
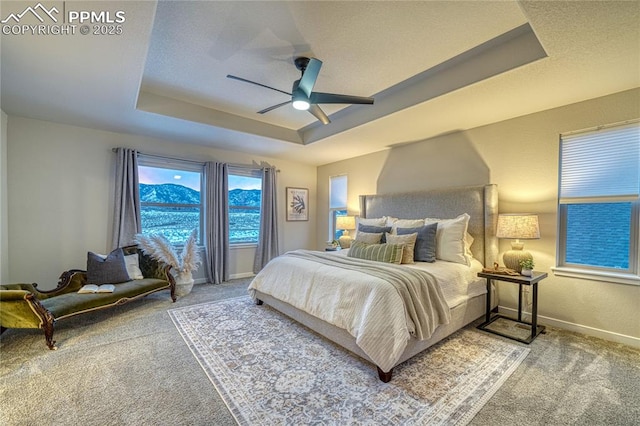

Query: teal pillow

[347,241,404,264]
[87,248,130,284]
[397,223,438,262]
[358,225,392,243]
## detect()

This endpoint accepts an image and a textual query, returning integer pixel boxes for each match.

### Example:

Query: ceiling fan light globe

[292,99,310,110]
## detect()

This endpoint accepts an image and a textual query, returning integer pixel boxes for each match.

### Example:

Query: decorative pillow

[354,231,383,244]
[464,232,475,259]
[424,213,471,265]
[357,217,387,227]
[87,248,130,285]
[358,224,393,242]
[391,219,425,233]
[124,253,144,279]
[347,241,404,264]
[385,232,417,264]
[95,252,143,280]
[397,222,438,262]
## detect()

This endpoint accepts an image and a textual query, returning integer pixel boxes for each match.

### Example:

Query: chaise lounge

[0,245,176,350]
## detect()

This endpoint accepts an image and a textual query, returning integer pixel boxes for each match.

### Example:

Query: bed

[248,184,498,382]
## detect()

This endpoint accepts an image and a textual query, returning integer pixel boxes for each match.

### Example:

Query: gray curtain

[254,166,279,273]
[205,162,229,284]
[111,148,141,249]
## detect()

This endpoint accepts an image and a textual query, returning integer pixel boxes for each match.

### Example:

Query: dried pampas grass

[134,229,201,274]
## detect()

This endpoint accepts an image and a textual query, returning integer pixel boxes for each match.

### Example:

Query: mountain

[139,184,261,207]
[140,183,200,204]
[229,188,261,207]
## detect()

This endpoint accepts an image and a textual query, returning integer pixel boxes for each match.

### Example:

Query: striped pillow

[347,241,404,264]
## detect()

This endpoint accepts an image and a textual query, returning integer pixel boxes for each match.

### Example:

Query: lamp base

[503,249,532,273]
[338,234,353,249]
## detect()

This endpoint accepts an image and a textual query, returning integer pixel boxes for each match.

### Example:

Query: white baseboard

[192,273,254,285]
[498,305,640,349]
[229,272,255,280]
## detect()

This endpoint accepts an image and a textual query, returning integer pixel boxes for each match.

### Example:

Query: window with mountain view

[138,162,203,244]
[228,169,262,245]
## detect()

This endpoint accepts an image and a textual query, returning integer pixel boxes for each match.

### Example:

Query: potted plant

[520,258,535,277]
[135,229,201,296]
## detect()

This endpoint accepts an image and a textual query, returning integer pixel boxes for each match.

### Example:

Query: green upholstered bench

[0,246,176,350]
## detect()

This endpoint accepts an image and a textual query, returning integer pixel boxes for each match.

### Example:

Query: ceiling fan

[227,57,374,125]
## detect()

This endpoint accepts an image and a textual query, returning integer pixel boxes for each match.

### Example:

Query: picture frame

[286,187,309,221]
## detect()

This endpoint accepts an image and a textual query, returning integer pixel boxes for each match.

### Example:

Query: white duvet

[247,249,485,372]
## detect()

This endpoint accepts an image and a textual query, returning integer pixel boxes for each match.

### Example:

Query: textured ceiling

[1,1,639,165]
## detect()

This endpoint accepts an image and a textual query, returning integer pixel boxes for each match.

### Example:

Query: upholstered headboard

[359,184,498,266]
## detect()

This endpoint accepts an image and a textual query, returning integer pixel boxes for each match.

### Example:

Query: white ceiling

[1,1,639,166]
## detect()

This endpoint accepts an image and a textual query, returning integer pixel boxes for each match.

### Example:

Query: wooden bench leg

[43,318,57,350]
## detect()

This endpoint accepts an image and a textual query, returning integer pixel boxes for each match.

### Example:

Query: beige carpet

[2,281,637,425]
[169,296,530,425]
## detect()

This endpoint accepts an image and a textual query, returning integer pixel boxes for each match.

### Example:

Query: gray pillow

[397,223,438,262]
[87,248,130,284]
[358,224,392,242]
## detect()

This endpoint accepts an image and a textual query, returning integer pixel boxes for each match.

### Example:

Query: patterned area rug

[169,296,529,425]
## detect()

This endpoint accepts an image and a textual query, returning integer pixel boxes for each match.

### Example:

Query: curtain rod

[111,148,279,171]
[560,118,639,137]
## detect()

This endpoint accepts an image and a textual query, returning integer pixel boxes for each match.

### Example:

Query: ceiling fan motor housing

[294,57,310,73]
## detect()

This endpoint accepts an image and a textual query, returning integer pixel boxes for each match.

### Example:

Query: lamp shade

[336,215,356,230]
[496,214,540,273]
[496,214,540,239]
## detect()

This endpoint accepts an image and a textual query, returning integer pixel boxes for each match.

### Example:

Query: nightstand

[477,271,548,344]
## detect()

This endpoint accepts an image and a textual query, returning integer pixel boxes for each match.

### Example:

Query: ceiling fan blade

[258,100,291,114]
[227,75,291,96]
[310,92,374,105]
[308,104,331,125]
[298,58,322,97]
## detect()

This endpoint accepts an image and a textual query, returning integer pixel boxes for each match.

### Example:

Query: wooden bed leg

[377,367,393,383]
[255,299,263,305]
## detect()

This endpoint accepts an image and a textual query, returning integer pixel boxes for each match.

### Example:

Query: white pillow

[464,232,475,258]
[391,219,425,234]
[357,217,387,227]
[385,216,398,227]
[124,253,144,279]
[424,213,471,265]
[97,252,144,280]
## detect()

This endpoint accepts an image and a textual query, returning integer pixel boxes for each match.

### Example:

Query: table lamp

[496,213,540,272]
[336,216,356,249]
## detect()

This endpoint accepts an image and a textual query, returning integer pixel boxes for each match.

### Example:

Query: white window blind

[559,121,640,203]
[330,175,347,208]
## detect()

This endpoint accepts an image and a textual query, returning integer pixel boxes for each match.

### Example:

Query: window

[138,157,203,244]
[228,167,262,245]
[329,175,348,241]
[556,120,639,284]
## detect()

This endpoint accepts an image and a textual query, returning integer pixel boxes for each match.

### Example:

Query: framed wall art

[286,187,309,221]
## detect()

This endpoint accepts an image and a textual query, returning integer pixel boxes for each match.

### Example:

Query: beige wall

[1,110,8,283]
[317,88,640,346]
[6,116,317,288]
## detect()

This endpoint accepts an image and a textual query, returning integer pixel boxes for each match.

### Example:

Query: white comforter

[248,250,481,372]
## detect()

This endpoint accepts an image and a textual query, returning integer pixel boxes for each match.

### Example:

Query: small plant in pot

[520,258,535,276]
